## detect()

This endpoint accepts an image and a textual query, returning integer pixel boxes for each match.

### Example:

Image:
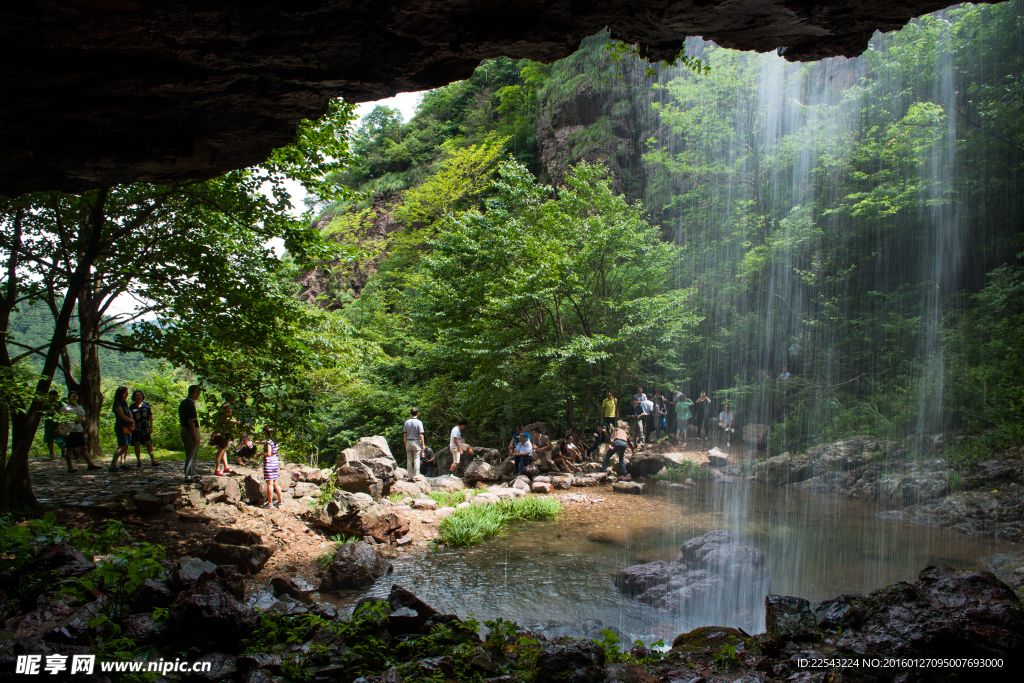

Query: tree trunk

[78,301,104,464]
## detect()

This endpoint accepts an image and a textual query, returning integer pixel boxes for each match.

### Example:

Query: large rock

[309,490,409,544]
[195,543,274,575]
[435,445,503,477]
[758,452,812,486]
[985,550,1024,600]
[614,530,770,633]
[626,454,664,478]
[169,580,253,651]
[764,595,817,637]
[334,460,386,498]
[532,636,606,683]
[612,481,644,495]
[319,542,393,591]
[424,475,464,493]
[341,436,395,464]
[705,448,729,468]
[462,458,500,484]
[880,488,1024,544]
[832,565,1024,675]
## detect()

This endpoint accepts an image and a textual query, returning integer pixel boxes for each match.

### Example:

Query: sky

[108,91,425,318]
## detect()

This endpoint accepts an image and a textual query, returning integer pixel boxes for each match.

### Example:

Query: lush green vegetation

[434,497,561,548]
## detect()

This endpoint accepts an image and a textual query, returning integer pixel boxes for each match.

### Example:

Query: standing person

[449,419,474,473]
[420,446,436,477]
[603,425,637,477]
[718,402,735,448]
[632,386,647,405]
[59,391,100,472]
[403,407,425,480]
[179,385,202,482]
[513,432,533,475]
[42,390,63,462]
[652,391,667,443]
[601,391,618,430]
[694,391,712,443]
[639,395,654,444]
[130,390,158,467]
[260,426,282,508]
[110,386,134,471]
[674,394,694,446]
[209,395,235,476]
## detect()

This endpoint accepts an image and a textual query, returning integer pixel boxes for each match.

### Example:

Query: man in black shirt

[179,384,202,482]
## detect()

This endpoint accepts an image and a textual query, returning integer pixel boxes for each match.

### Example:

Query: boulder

[765,595,817,637]
[424,475,464,493]
[523,463,541,478]
[292,482,321,499]
[341,436,395,464]
[411,498,438,510]
[531,482,554,494]
[213,528,262,546]
[612,481,644,495]
[320,541,394,591]
[626,454,665,478]
[390,480,425,498]
[270,577,317,605]
[172,557,218,587]
[463,459,500,484]
[133,492,163,515]
[551,476,572,490]
[30,542,96,579]
[121,612,169,644]
[833,565,1024,673]
[244,475,266,506]
[614,530,770,633]
[309,491,409,544]
[985,550,1024,600]
[334,461,384,498]
[706,448,729,468]
[570,477,599,487]
[511,475,531,491]
[497,457,516,479]
[811,594,862,631]
[169,580,253,651]
[759,452,812,486]
[195,543,274,575]
[532,635,606,683]
[129,578,175,612]
[189,653,238,682]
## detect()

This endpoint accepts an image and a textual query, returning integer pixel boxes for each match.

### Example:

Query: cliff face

[1,0,983,196]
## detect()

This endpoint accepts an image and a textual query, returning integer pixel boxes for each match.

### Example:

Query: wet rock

[533,636,605,683]
[195,542,274,575]
[169,580,253,650]
[463,459,500,484]
[811,594,862,631]
[270,577,317,605]
[386,585,440,632]
[532,482,554,494]
[121,612,169,644]
[984,549,1024,600]
[809,436,905,470]
[604,663,657,683]
[833,565,1024,674]
[129,578,175,612]
[879,488,1024,542]
[706,448,729,468]
[172,557,218,587]
[765,595,816,637]
[626,454,665,478]
[31,542,96,579]
[612,481,644,494]
[615,530,770,633]
[320,542,393,591]
[187,653,237,682]
[758,452,812,486]
[214,528,262,546]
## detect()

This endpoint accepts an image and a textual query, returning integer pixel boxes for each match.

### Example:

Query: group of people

[602,386,736,448]
[508,427,588,474]
[402,408,473,479]
[41,387,156,473]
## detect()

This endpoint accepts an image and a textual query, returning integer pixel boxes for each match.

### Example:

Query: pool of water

[329,482,1019,641]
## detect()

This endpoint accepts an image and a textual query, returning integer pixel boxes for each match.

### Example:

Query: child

[259,426,282,508]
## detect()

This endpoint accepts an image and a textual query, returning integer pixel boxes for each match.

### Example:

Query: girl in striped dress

[261,426,282,508]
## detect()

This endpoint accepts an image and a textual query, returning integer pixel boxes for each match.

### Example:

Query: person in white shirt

[402,407,425,480]
[449,419,474,473]
[718,403,735,448]
[779,366,791,379]
[58,391,101,472]
[513,433,533,475]
[639,397,654,443]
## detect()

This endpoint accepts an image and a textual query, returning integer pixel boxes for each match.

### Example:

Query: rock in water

[612,481,644,495]
[626,454,664,478]
[320,541,393,591]
[706,448,729,467]
[614,529,769,633]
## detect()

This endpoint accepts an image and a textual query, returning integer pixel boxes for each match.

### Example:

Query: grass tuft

[429,489,471,507]
[654,459,712,483]
[434,496,560,549]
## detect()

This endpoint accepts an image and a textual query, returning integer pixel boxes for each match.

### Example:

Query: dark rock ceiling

[0,0,991,196]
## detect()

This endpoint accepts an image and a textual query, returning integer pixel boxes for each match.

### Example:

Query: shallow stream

[330,483,1019,641]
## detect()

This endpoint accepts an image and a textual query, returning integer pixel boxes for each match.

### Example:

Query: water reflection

[329,484,1019,640]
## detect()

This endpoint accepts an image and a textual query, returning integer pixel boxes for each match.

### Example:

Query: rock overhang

[0,0,994,196]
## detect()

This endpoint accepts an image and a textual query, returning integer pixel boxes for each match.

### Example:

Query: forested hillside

[300,1,1023,460]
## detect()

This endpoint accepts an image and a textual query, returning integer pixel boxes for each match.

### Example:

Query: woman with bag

[110,386,135,471]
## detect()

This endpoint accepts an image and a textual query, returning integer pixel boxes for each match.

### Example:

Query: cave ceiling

[0,0,990,196]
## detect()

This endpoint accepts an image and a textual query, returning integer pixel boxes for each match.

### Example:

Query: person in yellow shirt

[601,390,619,430]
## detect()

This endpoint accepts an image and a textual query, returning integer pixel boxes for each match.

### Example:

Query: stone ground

[27,437,737,595]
